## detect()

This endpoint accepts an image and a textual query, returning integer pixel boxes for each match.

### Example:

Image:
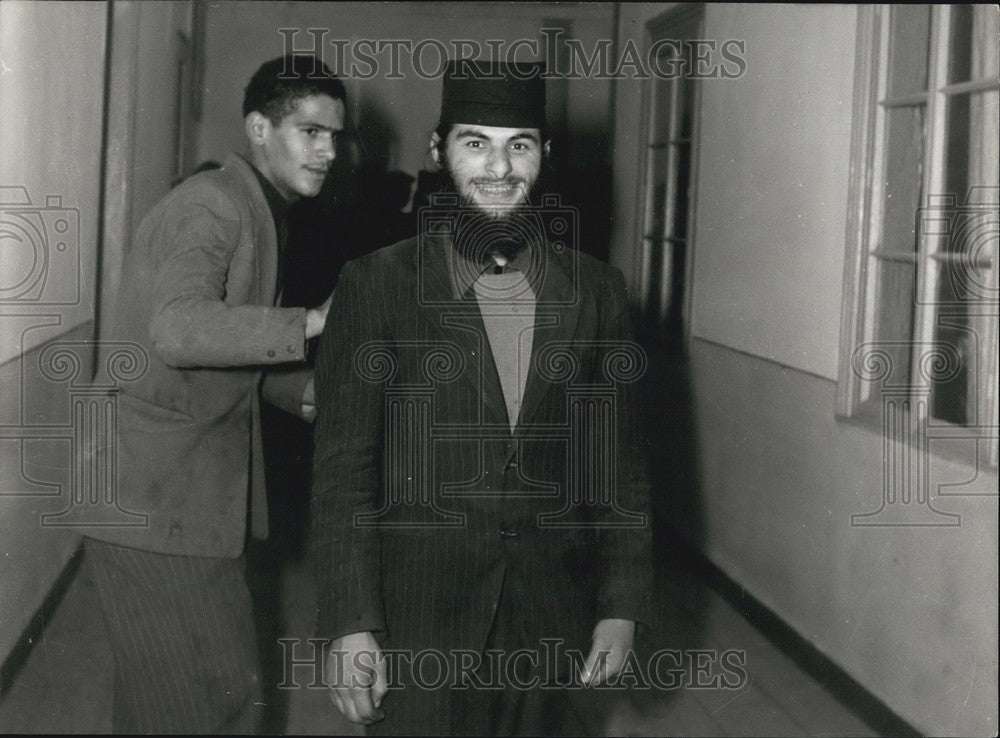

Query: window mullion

[859,7,892,407]
[911,5,951,424]
[657,76,681,323]
[637,72,660,313]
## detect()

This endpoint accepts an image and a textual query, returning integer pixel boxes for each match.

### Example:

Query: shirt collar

[447,238,537,300]
[246,158,291,225]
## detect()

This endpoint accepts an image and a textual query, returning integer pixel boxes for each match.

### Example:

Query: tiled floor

[0,534,889,736]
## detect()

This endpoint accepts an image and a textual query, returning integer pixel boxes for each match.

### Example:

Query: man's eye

[304,128,319,137]
[466,140,483,149]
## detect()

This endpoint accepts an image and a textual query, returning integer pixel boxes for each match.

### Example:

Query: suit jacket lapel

[225,153,278,306]
[416,234,510,430]
[516,244,582,435]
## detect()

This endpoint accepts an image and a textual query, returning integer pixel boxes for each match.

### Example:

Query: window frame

[633,2,704,352]
[838,4,1000,467]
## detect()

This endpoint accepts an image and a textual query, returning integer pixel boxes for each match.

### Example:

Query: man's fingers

[329,685,371,725]
[325,632,386,724]
[371,658,389,708]
[583,643,625,686]
[317,292,333,317]
[328,687,353,723]
[581,645,604,686]
[593,649,627,686]
[347,685,384,724]
[584,619,637,686]
[330,668,385,724]
[340,690,364,724]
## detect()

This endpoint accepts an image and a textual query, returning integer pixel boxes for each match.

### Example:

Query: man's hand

[580,618,636,687]
[300,377,316,422]
[326,631,387,725]
[305,293,333,340]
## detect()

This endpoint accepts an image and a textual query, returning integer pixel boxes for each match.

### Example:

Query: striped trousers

[82,537,263,734]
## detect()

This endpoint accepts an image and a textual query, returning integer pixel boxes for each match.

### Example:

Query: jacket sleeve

[260,366,313,418]
[310,258,389,642]
[593,266,655,629]
[145,191,307,369]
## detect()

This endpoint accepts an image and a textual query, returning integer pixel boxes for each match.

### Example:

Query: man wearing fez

[311,60,652,735]
[83,55,344,733]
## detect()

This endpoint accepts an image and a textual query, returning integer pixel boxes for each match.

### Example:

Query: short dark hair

[243,55,346,123]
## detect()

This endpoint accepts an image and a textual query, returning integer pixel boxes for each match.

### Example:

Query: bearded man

[310,60,652,736]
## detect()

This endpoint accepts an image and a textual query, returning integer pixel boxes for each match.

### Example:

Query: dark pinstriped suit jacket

[311,231,653,657]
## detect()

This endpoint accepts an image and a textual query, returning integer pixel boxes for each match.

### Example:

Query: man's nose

[317,133,336,162]
[485,147,512,179]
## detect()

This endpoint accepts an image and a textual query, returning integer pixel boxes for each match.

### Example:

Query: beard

[430,161,553,264]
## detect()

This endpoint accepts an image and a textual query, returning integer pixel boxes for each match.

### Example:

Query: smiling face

[245,93,346,201]
[434,124,546,218]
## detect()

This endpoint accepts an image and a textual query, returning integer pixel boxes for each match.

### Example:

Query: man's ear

[245,111,271,147]
[429,131,442,167]
[543,139,551,158]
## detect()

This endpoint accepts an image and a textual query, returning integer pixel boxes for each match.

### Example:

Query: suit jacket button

[499,527,518,539]
[287,345,296,353]
[267,349,276,358]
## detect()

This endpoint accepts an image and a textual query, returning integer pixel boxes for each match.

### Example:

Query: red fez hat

[440,59,546,128]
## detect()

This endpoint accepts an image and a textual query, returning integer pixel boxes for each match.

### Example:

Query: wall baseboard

[658,527,922,737]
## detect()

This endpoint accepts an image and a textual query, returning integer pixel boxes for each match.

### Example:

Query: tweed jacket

[89,153,311,557]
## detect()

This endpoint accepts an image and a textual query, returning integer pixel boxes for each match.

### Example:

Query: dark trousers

[82,537,263,734]
[368,581,592,737]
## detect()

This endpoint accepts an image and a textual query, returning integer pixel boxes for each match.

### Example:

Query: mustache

[423,164,553,218]
[452,178,536,214]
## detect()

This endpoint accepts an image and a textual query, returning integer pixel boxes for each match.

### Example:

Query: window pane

[647,144,668,238]
[879,106,925,253]
[943,89,1000,221]
[652,74,676,146]
[643,143,666,321]
[937,250,996,304]
[666,140,691,327]
[869,257,918,388]
[645,46,694,334]
[888,4,932,97]
[930,311,979,425]
[679,72,696,141]
[672,75,696,241]
[949,4,1000,84]
[671,142,691,241]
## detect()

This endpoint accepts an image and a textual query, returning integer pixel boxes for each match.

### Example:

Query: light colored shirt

[447,245,538,431]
